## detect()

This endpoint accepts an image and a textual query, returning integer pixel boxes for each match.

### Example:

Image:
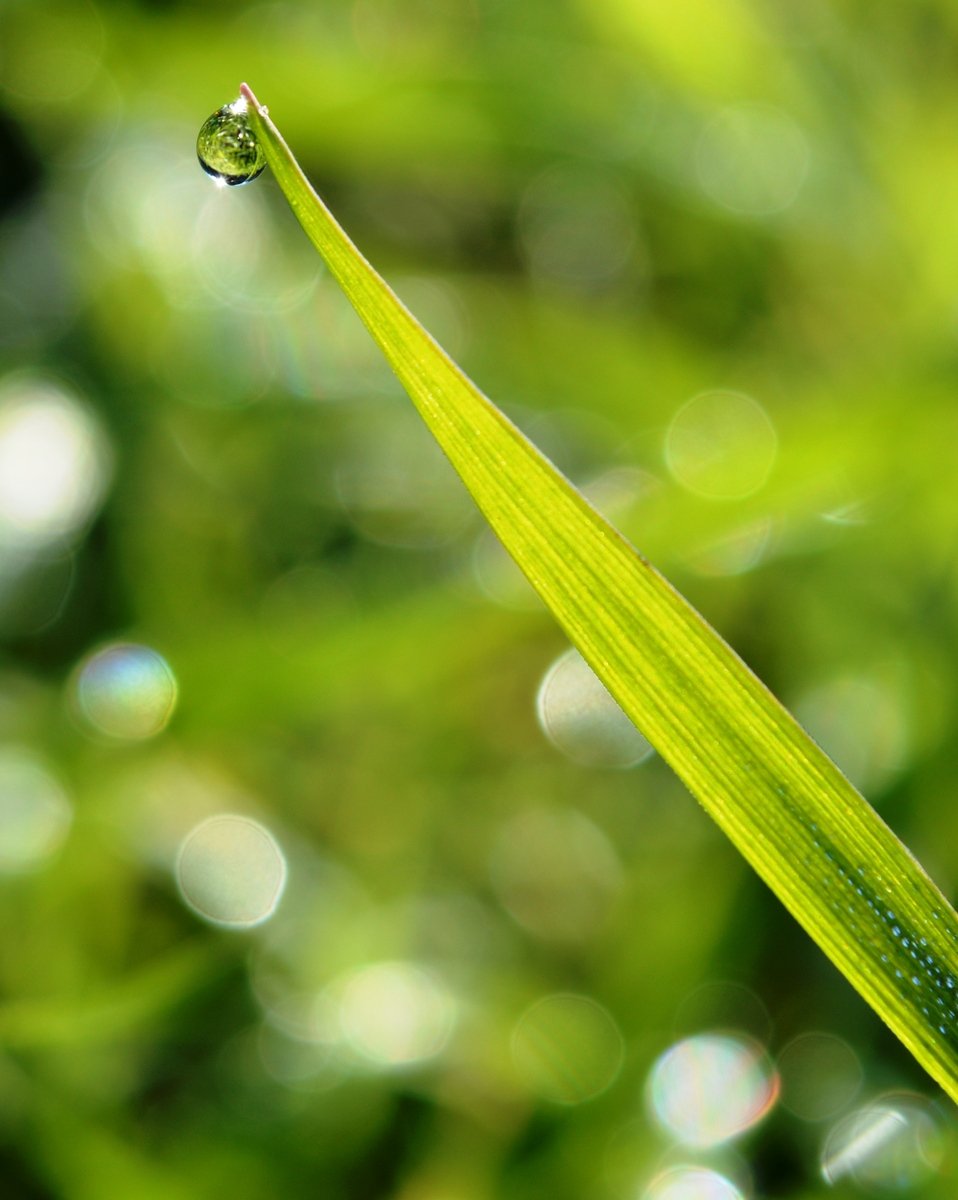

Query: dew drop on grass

[197,97,265,187]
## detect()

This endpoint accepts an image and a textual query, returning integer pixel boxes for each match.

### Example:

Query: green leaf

[239,83,958,1101]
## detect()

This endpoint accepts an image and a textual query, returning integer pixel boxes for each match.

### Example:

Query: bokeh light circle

[665,391,777,501]
[0,747,72,874]
[778,1031,863,1122]
[536,647,654,769]
[821,1093,946,1190]
[643,1166,743,1200]
[0,374,110,550]
[472,528,543,611]
[333,406,474,549]
[517,164,637,289]
[687,516,774,578]
[177,814,287,929]
[511,992,625,1105]
[647,1033,779,1147]
[338,961,455,1067]
[793,674,908,797]
[73,642,178,740]
[695,103,809,217]
[673,980,772,1045]
[489,805,623,943]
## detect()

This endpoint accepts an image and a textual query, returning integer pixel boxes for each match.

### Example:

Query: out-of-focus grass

[2,1,958,1197]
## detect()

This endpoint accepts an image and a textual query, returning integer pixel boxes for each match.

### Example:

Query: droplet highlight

[196,97,265,187]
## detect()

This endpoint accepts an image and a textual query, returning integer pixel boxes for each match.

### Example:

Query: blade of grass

[239,82,958,1101]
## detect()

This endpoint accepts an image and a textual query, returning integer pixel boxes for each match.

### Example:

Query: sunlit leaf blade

[241,83,958,1102]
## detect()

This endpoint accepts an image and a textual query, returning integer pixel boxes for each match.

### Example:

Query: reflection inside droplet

[337,960,454,1067]
[821,1094,945,1189]
[196,96,265,187]
[778,1032,863,1122]
[0,747,72,874]
[647,1033,779,1147]
[73,642,178,740]
[536,648,653,769]
[643,1165,744,1200]
[511,992,624,1105]
[177,814,287,929]
[665,390,777,502]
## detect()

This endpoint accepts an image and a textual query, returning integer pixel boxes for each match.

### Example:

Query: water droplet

[196,97,265,187]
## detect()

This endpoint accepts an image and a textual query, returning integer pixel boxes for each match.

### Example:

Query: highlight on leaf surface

[195,84,958,1106]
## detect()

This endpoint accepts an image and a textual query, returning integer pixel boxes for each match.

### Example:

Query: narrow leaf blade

[241,84,958,1102]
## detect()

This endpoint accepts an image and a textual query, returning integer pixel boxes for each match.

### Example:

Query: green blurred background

[1,0,958,1196]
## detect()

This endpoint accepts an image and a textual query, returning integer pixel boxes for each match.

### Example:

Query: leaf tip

[238,82,260,111]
